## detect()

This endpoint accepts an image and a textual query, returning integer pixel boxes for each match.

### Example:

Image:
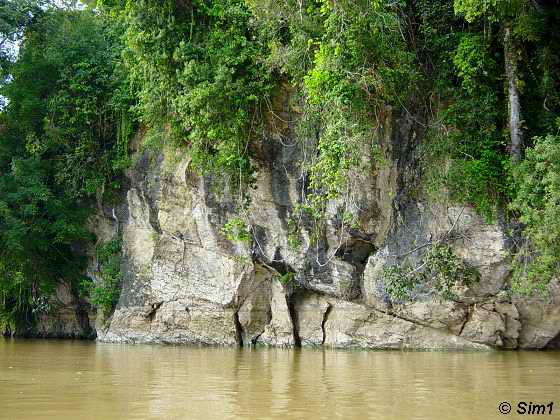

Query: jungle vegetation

[1,0,559,333]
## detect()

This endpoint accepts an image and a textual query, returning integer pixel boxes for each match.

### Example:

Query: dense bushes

[103,0,275,190]
[0,5,131,332]
[511,133,560,295]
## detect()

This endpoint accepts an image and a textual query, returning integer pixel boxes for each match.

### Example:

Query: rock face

[90,99,560,350]
[30,281,95,339]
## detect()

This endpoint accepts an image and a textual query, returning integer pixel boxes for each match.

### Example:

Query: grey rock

[77,103,560,350]
[515,279,560,349]
[459,304,506,347]
[259,280,296,347]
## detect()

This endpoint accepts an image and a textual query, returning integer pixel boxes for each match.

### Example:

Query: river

[1,338,559,419]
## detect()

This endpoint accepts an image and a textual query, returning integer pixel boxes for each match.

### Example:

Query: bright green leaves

[381,244,478,304]
[112,0,417,213]
[453,34,497,95]
[510,133,560,296]
[305,0,415,108]
[245,0,322,82]
[454,0,501,22]
[113,0,273,189]
[222,217,251,242]
[80,240,123,319]
[301,0,416,220]
[454,0,526,23]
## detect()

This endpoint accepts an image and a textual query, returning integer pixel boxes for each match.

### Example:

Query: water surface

[1,338,559,419]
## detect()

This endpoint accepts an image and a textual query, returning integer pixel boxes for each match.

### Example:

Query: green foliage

[81,240,123,317]
[422,0,558,221]
[286,215,302,251]
[454,0,527,23]
[276,272,294,285]
[510,133,560,296]
[423,244,478,299]
[381,244,477,304]
[418,7,512,220]
[0,4,132,333]
[382,264,416,304]
[453,34,496,95]
[301,0,416,216]
[0,155,91,333]
[246,0,322,82]
[1,7,133,193]
[222,217,251,242]
[101,0,275,190]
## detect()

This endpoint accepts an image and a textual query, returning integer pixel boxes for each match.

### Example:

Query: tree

[0,0,52,85]
[454,0,533,162]
[0,4,131,334]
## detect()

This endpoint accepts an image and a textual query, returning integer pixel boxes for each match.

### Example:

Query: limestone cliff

[85,97,560,350]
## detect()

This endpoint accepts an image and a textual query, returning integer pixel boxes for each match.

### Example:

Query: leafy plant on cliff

[276,272,295,285]
[422,244,478,299]
[300,0,416,219]
[101,0,275,193]
[381,244,477,304]
[80,239,123,318]
[222,217,251,242]
[382,263,417,304]
[510,133,560,296]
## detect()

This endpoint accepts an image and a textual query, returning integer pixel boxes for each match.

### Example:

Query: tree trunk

[504,22,523,163]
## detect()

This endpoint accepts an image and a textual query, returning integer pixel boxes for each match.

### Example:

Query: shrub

[510,133,560,296]
[81,240,123,317]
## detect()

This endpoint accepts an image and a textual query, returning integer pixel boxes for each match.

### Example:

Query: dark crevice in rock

[133,150,164,235]
[201,174,236,214]
[266,138,291,226]
[251,329,266,346]
[336,235,376,267]
[145,193,163,234]
[286,293,301,348]
[304,236,329,272]
[145,301,164,322]
[335,235,376,300]
[252,247,296,279]
[457,304,473,337]
[233,311,244,348]
[75,303,95,339]
[321,304,333,345]
[545,331,560,349]
[69,282,96,339]
[252,225,268,252]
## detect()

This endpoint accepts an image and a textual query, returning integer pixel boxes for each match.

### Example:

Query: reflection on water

[1,338,559,419]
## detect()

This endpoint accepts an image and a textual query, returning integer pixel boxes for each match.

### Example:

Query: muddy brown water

[1,338,559,419]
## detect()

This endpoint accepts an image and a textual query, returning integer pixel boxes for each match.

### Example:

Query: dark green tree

[0,4,131,334]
